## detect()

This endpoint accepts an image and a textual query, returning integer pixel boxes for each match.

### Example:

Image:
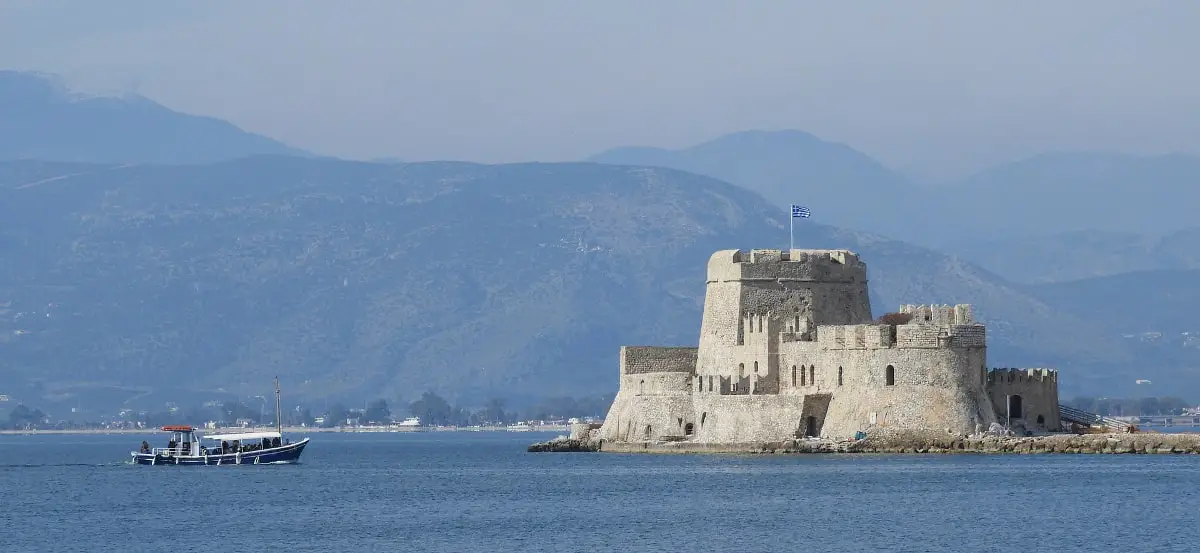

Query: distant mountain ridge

[945,226,1200,284]
[589,130,922,242]
[0,70,310,164]
[588,132,1200,250]
[3,156,1183,415]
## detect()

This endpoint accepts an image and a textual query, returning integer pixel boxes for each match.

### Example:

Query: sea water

[2,431,1198,552]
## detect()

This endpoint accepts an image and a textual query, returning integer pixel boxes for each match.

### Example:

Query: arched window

[640,379,646,394]
[791,365,797,387]
[708,376,713,391]
[838,366,843,386]
[885,365,895,386]
[739,363,745,378]
[753,361,759,373]
[801,366,806,386]
[809,365,815,385]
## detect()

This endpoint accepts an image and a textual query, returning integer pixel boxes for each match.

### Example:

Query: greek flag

[791,204,811,218]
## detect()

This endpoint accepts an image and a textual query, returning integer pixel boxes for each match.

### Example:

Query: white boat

[395,416,421,427]
[129,377,309,466]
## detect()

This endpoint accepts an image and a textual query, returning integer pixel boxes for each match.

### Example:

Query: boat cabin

[143,425,201,457]
[202,431,287,454]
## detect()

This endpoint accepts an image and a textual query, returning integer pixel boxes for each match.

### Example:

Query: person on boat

[139,441,150,453]
[221,440,229,454]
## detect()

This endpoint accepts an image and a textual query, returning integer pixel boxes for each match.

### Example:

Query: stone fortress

[594,248,1062,448]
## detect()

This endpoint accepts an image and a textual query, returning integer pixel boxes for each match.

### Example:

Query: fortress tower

[596,248,1059,447]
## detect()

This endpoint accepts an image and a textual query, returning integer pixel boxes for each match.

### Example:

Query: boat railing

[149,446,213,456]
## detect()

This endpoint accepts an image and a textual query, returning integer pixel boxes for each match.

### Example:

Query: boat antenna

[274,376,283,436]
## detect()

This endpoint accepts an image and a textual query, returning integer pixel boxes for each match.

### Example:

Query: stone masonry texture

[595,248,1061,446]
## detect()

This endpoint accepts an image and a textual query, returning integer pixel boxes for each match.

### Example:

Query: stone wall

[620,346,697,375]
[987,368,1061,432]
[690,394,807,443]
[813,345,995,437]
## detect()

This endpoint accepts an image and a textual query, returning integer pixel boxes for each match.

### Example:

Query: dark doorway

[804,416,818,438]
[1036,415,1045,426]
[684,423,694,436]
[1008,395,1024,420]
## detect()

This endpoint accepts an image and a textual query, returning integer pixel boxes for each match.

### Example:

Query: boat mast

[274,376,283,436]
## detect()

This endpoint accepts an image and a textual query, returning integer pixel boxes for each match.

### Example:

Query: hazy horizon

[3,0,1199,180]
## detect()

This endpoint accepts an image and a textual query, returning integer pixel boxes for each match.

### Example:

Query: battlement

[987,367,1058,384]
[814,321,986,350]
[817,324,894,349]
[900,304,976,326]
[706,249,866,284]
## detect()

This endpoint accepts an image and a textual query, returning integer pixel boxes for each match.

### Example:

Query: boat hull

[131,438,309,466]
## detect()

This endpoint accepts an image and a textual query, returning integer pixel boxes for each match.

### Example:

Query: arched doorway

[885,365,895,386]
[1008,395,1024,420]
[684,423,694,436]
[803,416,818,438]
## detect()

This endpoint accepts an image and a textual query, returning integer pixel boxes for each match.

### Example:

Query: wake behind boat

[130,377,309,466]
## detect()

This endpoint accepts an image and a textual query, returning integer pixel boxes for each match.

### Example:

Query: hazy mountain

[1023,269,1200,394]
[0,156,1157,414]
[588,130,925,243]
[933,151,1200,246]
[0,70,309,164]
[946,226,1200,284]
[1027,269,1200,335]
[589,133,1200,252]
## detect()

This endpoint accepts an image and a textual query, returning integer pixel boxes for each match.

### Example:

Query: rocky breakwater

[527,422,602,453]
[784,428,1200,455]
[529,427,1200,454]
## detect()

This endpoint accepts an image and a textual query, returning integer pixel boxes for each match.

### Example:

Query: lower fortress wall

[597,346,1000,443]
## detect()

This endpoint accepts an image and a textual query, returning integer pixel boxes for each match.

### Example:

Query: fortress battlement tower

[595,248,1060,446]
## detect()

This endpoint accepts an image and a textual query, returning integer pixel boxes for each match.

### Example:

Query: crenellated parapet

[706,249,866,284]
[815,309,986,350]
[901,304,976,325]
[817,324,894,349]
[987,367,1058,384]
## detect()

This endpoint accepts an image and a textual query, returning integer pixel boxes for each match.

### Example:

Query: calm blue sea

[2,430,1198,552]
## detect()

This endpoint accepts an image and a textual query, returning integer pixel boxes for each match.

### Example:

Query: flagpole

[789,205,794,252]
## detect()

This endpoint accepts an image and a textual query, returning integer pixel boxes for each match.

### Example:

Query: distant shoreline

[0,424,569,436]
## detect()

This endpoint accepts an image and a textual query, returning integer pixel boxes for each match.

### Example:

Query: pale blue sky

[2,0,1198,179]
